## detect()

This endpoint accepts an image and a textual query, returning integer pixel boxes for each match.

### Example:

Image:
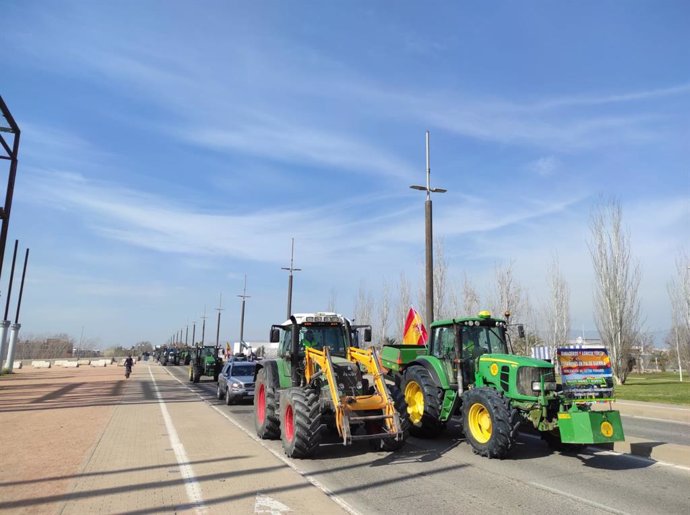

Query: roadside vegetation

[615,372,690,405]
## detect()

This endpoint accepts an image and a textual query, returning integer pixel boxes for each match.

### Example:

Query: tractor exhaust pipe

[290,315,300,387]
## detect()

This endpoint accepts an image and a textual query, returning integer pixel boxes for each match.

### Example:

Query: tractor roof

[278,312,350,326]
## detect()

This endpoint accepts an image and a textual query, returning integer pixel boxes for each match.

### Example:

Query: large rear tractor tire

[193,367,201,383]
[254,368,280,440]
[402,366,445,438]
[462,387,519,459]
[280,387,323,459]
[368,384,410,452]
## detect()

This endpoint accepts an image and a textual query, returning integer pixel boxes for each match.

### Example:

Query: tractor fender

[405,357,451,390]
[255,360,280,390]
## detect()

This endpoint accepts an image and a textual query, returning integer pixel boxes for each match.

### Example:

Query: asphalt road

[166,365,690,515]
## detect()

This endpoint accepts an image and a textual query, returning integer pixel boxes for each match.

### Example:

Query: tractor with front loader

[381,310,624,459]
[253,312,410,458]
[188,345,223,383]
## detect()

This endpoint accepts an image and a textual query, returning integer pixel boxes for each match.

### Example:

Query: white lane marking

[255,493,292,513]
[149,366,207,514]
[161,366,359,515]
[528,482,627,514]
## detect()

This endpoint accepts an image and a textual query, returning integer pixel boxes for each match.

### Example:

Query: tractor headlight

[532,381,557,392]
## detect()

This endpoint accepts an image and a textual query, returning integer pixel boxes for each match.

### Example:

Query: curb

[608,437,690,469]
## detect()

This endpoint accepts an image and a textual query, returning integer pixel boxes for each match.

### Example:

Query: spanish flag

[403,307,428,345]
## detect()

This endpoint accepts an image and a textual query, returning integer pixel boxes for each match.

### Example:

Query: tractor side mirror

[517,325,526,339]
[270,327,280,343]
[364,328,372,342]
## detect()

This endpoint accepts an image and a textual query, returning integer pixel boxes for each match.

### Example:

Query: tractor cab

[429,311,510,388]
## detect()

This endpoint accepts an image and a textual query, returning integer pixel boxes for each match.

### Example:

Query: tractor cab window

[279,328,292,356]
[299,324,347,355]
[431,326,456,359]
[461,324,508,360]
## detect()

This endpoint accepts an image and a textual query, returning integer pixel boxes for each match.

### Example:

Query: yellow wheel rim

[600,421,614,438]
[404,381,424,425]
[468,402,492,444]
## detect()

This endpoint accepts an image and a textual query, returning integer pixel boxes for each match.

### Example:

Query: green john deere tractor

[188,345,223,383]
[381,310,624,458]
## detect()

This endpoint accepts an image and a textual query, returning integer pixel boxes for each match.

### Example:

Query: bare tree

[463,273,481,316]
[377,279,392,343]
[327,288,338,312]
[589,200,643,385]
[353,281,374,326]
[543,255,571,360]
[490,261,531,354]
[396,272,412,340]
[434,239,449,319]
[667,249,690,381]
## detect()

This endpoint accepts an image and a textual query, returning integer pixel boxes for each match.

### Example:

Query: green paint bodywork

[557,408,625,444]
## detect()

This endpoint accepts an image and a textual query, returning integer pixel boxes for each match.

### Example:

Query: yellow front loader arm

[304,345,403,445]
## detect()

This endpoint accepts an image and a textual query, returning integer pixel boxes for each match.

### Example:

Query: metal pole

[3,239,18,320]
[410,131,446,329]
[282,238,301,319]
[201,307,207,346]
[215,293,223,348]
[238,275,250,343]
[425,198,434,329]
[185,325,189,346]
[191,322,196,348]
[14,248,28,322]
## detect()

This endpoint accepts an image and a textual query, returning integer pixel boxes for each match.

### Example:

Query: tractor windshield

[299,324,348,355]
[462,325,508,359]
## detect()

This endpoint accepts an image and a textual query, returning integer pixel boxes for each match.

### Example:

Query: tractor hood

[478,354,553,370]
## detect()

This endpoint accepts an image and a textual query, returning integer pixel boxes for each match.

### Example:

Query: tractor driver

[301,329,317,350]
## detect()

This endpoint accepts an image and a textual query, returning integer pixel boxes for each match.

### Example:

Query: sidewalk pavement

[0,364,351,515]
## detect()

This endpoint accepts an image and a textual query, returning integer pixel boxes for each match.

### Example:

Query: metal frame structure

[0,96,21,286]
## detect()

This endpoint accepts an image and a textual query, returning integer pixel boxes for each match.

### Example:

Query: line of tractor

[170,310,625,461]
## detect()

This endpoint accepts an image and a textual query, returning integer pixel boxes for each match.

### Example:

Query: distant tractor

[188,346,223,383]
[381,311,624,458]
[254,312,409,458]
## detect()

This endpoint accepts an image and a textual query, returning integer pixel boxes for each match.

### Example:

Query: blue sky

[1,1,688,349]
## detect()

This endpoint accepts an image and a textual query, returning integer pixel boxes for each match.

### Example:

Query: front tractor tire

[254,368,280,440]
[402,366,445,438]
[462,387,520,459]
[280,387,323,459]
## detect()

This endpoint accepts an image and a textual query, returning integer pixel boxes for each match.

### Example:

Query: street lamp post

[201,306,207,346]
[281,238,301,319]
[410,131,447,328]
[238,275,250,344]
[215,293,223,349]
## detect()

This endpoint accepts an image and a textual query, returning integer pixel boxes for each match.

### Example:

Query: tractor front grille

[517,367,554,396]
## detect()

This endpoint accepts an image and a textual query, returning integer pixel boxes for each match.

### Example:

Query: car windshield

[231,364,255,376]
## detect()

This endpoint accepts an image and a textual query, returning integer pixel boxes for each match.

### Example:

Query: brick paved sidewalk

[0,364,349,514]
